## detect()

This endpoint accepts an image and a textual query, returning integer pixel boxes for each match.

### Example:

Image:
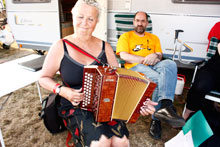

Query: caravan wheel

[2,43,10,49]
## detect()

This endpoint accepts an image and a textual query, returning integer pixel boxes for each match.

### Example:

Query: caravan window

[13,0,51,3]
[172,0,220,4]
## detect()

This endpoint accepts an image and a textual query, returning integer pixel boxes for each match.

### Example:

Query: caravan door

[93,0,107,41]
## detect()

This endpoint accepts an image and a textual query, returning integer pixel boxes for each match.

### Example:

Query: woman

[183,22,220,120]
[38,0,157,146]
[183,42,220,147]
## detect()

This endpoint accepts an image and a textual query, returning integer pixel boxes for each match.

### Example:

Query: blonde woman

[39,0,157,146]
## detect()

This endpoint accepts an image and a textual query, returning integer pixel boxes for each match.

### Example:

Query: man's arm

[120,51,162,65]
[142,52,162,65]
[119,51,145,64]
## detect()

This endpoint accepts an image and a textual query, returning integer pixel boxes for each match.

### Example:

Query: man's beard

[134,26,145,34]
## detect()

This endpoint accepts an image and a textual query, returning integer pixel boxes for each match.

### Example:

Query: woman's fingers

[140,106,149,116]
[66,88,85,106]
[71,93,84,102]
[143,100,158,106]
[71,101,80,106]
[140,100,158,116]
[74,88,83,93]
[141,105,155,115]
[148,100,158,106]
[70,94,83,106]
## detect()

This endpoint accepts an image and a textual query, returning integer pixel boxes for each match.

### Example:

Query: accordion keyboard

[82,72,93,107]
[82,72,102,112]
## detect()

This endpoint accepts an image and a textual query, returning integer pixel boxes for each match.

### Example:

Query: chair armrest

[205,90,220,103]
[190,59,206,66]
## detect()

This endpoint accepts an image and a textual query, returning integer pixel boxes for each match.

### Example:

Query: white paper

[184,131,194,147]
[0,129,5,147]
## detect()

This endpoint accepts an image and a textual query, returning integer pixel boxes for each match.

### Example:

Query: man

[116,11,185,140]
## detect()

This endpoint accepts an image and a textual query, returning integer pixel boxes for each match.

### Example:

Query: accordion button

[103,98,110,102]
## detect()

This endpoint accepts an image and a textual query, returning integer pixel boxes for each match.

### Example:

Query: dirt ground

[0,46,191,147]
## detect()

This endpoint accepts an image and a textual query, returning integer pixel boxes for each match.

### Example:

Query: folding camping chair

[190,36,220,102]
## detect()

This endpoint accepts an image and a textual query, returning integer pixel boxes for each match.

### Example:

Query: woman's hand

[60,87,85,106]
[140,99,158,116]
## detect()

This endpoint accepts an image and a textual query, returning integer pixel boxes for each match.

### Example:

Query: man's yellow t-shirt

[116,31,162,69]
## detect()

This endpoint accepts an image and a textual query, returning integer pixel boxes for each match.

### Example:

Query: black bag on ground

[39,93,66,134]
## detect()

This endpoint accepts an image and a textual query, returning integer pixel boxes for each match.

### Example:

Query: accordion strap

[62,39,104,65]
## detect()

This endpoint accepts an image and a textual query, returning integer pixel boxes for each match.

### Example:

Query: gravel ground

[0,46,191,147]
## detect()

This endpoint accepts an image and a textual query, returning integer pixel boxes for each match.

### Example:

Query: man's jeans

[130,59,177,111]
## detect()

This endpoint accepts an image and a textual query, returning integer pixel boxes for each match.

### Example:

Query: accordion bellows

[81,65,156,123]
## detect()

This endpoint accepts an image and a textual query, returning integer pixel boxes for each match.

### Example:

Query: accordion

[81,65,156,123]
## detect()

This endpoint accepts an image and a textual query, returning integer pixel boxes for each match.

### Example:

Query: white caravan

[6,0,220,61]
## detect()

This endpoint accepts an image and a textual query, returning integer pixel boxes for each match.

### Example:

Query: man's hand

[143,53,160,65]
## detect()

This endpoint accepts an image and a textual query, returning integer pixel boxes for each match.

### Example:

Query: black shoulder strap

[102,40,105,51]
[62,40,68,54]
[62,39,105,65]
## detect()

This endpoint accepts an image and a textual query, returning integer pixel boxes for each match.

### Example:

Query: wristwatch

[55,85,63,94]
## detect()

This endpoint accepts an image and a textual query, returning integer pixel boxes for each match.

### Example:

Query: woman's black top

[59,40,107,109]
